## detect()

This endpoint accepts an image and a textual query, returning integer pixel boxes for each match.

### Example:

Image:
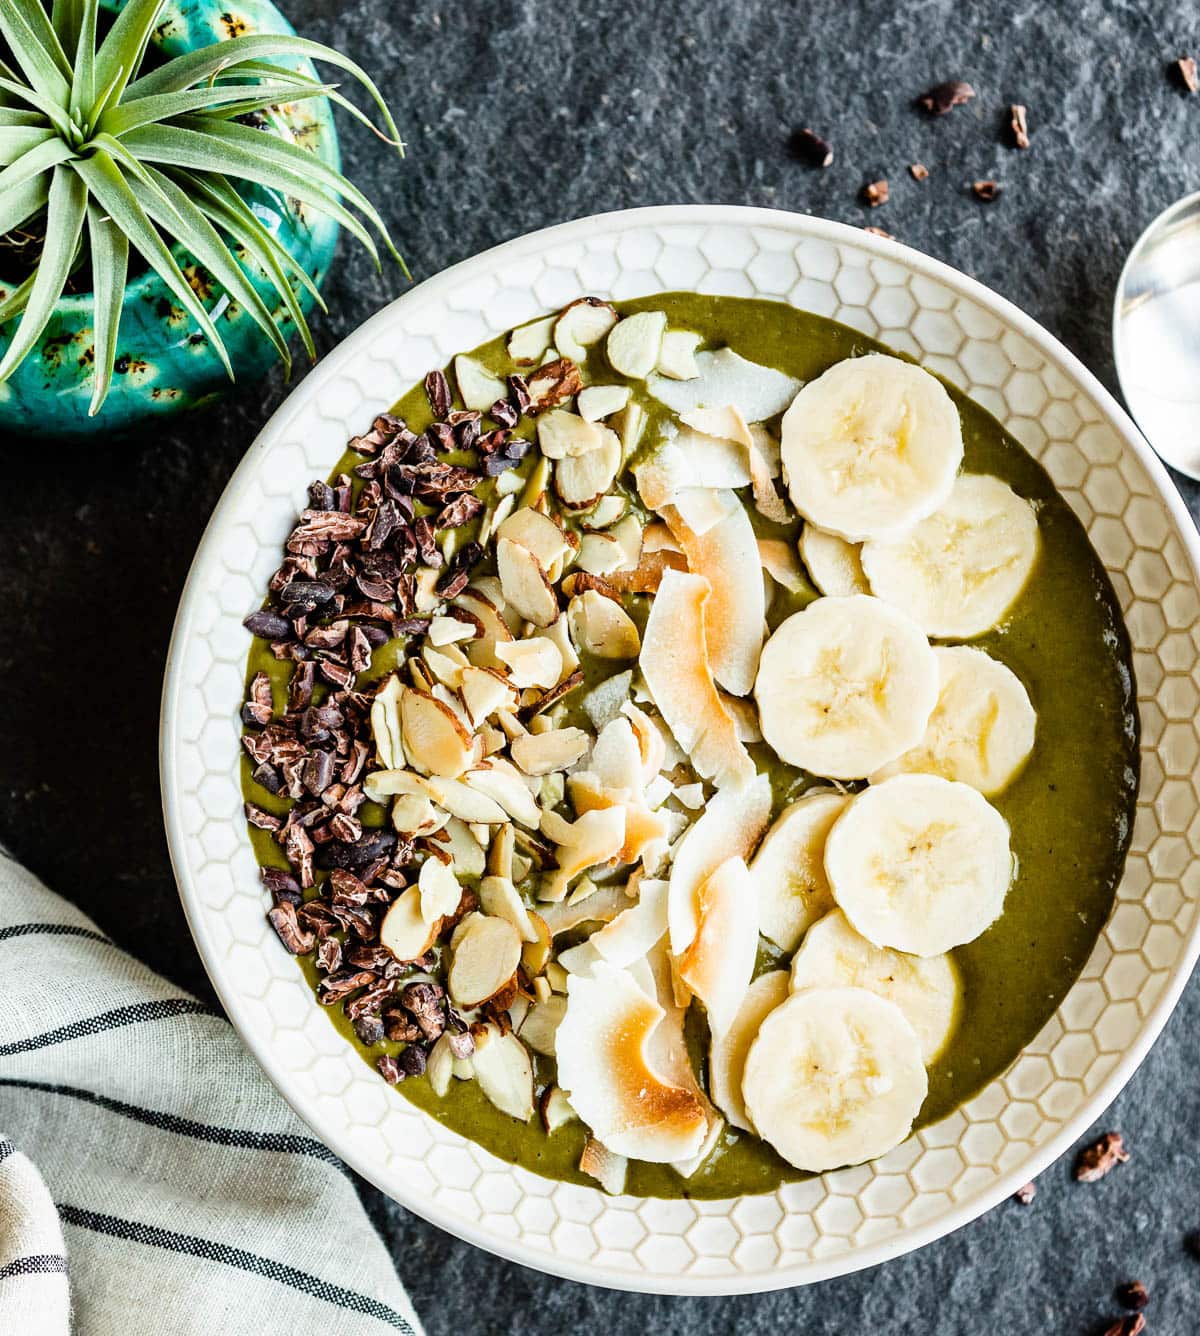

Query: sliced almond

[464,759,543,827]
[494,636,562,689]
[441,817,486,877]
[657,329,702,380]
[478,491,516,548]
[432,682,473,733]
[496,537,559,628]
[370,675,405,770]
[478,873,538,941]
[448,912,523,1008]
[471,1022,535,1121]
[537,409,604,461]
[526,357,584,414]
[507,313,557,365]
[487,822,516,880]
[400,686,478,778]
[461,665,519,728]
[454,588,514,670]
[545,960,569,993]
[542,612,580,681]
[390,791,449,837]
[454,354,505,412]
[519,993,567,1056]
[555,297,619,362]
[419,773,509,824]
[567,589,641,659]
[422,644,467,690]
[428,616,476,647]
[584,495,628,529]
[418,856,463,924]
[380,886,440,962]
[508,992,531,1032]
[427,1032,456,1097]
[511,726,591,776]
[607,514,643,569]
[578,385,632,423]
[606,310,667,379]
[539,1083,577,1133]
[413,565,442,613]
[553,425,621,510]
[613,401,646,457]
[575,531,626,576]
[496,506,573,568]
[521,910,552,975]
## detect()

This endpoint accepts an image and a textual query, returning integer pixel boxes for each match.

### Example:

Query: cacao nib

[315,936,342,973]
[790,127,833,167]
[279,580,335,613]
[267,902,315,955]
[377,1054,402,1084]
[397,1045,427,1077]
[424,368,451,418]
[317,968,376,1005]
[243,609,293,640]
[916,79,975,115]
[1075,1131,1129,1181]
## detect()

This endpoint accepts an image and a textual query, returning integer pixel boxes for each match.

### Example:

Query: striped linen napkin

[0,851,424,1336]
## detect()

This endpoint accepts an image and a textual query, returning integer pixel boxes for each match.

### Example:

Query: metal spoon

[1113,190,1200,479]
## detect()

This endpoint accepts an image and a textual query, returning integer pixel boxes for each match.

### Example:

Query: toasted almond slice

[428,616,476,647]
[537,408,605,460]
[460,665,519,728]
[579,1136,628,1195]
[555,297,619,362]
[511,726,591,776]
[400,686,478,778]
[539,806,627,901]
[478,492,516,548]
[431,682,473,733]
[606,310,667,379]
[390,792,449,836]
[585,494,628,528]
[464,760,542,827]
[487,821,516,879]
[496,537,559,628]
[380,886,440,962]
[538,880,628,933]
[495,636,562,688]
[578,385,632,423]
[455,588,514,670]
[657,329,702,380]
[448,912,523,1008]
[758,538,809,593]
[418,856,463,924]
[454,354,505,411]
[568,590,641,659]
[370,675,405,770]
[521,910,552,975]
[539,1084,578,1132]
[441,817,486,877]
[478,874,538,941]
[554,425,621,510]
[507,313,557,364]
[427,1033,456,1097]
[542,612,580,681]
[496,506,573,568]
[608,514,643,567]
[639,569,756,788]
[413,565,441,613]
[545,960,569,993]
[471,1022,535,1121]
[519,993,567,1056]
[613,401,646,457]
[526,357,584,414]
[576,531,626,576]
[418,774,508,824]
[422,645,467,690]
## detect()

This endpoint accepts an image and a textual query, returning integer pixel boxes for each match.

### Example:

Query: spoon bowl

[1113,190,1200,479]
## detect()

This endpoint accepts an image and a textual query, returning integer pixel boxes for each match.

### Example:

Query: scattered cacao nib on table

[790,127,834,167]
[909,162,929,181]
[1074,1130,1130,1182]
[862,226,893,240]
[1012,1180,1037,1205]
[1174,55,1198,94]
[972,179,1001,203]
[862,178,889,208]
[1115,1280,1150,1312]
[1103,1315,1146,1336]
[916,78,976,116]
[1009,103,1030,149]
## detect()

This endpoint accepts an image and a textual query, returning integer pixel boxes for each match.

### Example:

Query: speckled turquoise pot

[0,0,340,438]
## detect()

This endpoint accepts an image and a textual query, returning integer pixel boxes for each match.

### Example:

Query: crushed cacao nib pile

[239,363,565,1083]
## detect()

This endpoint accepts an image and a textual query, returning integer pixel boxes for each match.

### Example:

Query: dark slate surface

[3,0,1200,1330]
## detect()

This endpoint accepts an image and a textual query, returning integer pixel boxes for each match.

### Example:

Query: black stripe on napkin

[57,1207,415,1333]
[0,1254,68,1280]
[0,922,114,947]
[0,1138,15,1163]
[0,1078,349,1177]
[0,999,219,1056]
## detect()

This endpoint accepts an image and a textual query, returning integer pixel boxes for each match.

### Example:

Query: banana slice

[780,353,963,542]
[789,909,959,1063]
[861,474,1039,638]
[825,774,1013,956]
[742,987,927,1172]
[708,970,789,1132]
[754,595,938,779]
[748,790,849,952]
[799,524,869,597]
[871,645,1036,795]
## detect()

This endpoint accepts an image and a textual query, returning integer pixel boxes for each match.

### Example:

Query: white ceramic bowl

[161,205,1200,1294]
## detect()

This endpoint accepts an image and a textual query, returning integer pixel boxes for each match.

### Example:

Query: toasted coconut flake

[370,675,405,770]
[671,486,737,537]
[496,506,573,568]
[519,993,567,1056]
[569,771,671,870]
[539,805,627,901]
[582,670,634,731]
[478,874,538,941]
[461,665,520,728]
[634,432,751,510]
[496,537,559,628]
[401,686,478,778]
[579,1137,628,1195]
[664,492,765,697]
[578,385,632,422]
[471,1022,535,1121]
[464,759,543,827]
[495,636,562,688]
[554,425,621,510]
[591,878,669,966]
[675,856,757,1033]
[667,772,772,955]
[719,690,762,743]
[643,520,682,554]
[622,701,667,780]
[555,297,619,362]
[511,726,591,776]
[507,313,557,364]
[521,911,552,975]
[590,717,645,793]
[758,538,809,594]
[418,856,463,924]
[538,881,630,935]
[675,782,705,809]
[657,329,702,380]
[381,886,440,961]
[607,548,688,595]
[639,569,756,788]
[537,409,605,460]
[606,311,667,379]
[540,1084,578,1133]
[568,590,641,659]
[557,962,708,1161]
[454,354,506,411]
[709,970,790,1130]
[526,357,584,414]
[647,347,801,421]
[448,912,522,1008]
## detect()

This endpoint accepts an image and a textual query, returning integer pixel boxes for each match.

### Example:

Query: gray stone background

[2,0,1199,1331]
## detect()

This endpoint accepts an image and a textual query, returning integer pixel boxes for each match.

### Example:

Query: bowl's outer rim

[161,203,1200,1295]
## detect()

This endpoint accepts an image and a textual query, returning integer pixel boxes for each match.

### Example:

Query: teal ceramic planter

[0,0,341,438]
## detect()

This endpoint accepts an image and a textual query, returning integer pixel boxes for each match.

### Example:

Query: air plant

[0,0,404,413]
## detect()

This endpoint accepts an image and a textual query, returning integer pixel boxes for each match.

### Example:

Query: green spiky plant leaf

[0,0,403,414]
